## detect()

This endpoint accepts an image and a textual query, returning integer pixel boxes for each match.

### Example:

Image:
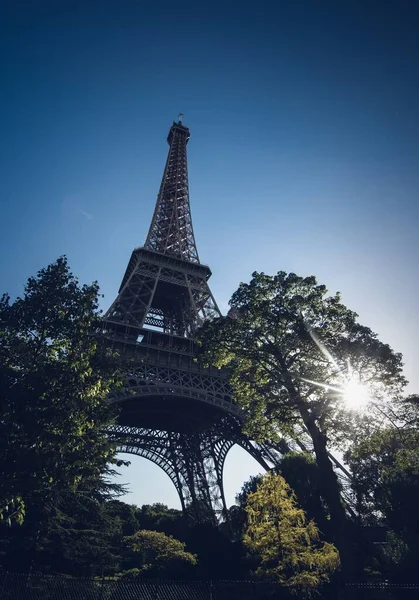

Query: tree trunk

[294,395,357,582]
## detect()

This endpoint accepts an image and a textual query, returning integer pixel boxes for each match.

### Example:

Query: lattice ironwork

[104,248,220,337]
[108,360,241,417]
[110,416,272,521]
[145,117,199,263]
[102,118,288,523]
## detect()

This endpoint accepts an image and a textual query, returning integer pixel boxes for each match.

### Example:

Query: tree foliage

[243,472,339,591]
[29,485,124,576]
[198,271,405,445]
[345,395,419,581]
[279,452,330,536]
[1,259,416,584]
[184,522,247,579]
[125,529,197,577]
[135,503,186,539]
[0,257,123,570]
[198,271,407,578]
[236,475,264,510]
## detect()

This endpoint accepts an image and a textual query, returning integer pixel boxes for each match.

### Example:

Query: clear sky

[1,1,418,509]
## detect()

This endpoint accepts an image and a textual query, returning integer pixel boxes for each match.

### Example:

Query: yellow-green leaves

[125,530,197,576]
[243,472,339,591]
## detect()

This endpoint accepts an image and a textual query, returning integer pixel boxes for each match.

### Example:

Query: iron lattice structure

[145,119,199,263]
[103,117,287,522]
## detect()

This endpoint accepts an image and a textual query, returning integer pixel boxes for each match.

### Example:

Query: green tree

[0,257,122,570]
[135,503,186,539]
[107,500,140,537]
[346,395,419,581]
[236,475,264,509]
[243,472,339,591]
[198,271,406,578]
[232,457,329,547]
[124,529,197,577]
[31,485,124,576]
[224,475,264,543]
[279,452,330,537]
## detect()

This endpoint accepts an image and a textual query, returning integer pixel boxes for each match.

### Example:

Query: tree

[232,457,330,549]
[198,271,406,578]
[279,452,330,537]
[236,475,264,510]
[29,484,124,577]
[223,475,264,543]
[135,503,186,540]
[124,529,197,577]
[0,257,122,570]
[345,395,419,581]
[243,472,339,591]
[106,500,140,537]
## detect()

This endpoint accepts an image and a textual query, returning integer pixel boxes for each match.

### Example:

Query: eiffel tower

[103,116,285,522]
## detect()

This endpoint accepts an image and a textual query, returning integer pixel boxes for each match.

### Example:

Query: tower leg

[111,418,288,525]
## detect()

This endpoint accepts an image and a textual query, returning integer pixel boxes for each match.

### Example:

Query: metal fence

[0,572,418,600]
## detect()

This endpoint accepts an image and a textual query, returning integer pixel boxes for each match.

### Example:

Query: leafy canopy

[0,257,121,526]
[345,396,419,581]
[125,530,197,576]
[198,271,406,446]
[198,271,407,579]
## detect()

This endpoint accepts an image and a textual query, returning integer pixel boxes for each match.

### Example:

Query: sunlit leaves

[197,270,409,579]
[0,257,121,525]
[125,530,197,576]
[198,270,406,447]
[243,472,339,590]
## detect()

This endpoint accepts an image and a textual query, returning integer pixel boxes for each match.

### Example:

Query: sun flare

[342,378,371,410]
[301,326,373,411]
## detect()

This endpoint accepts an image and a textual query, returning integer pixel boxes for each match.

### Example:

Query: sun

[342,377,371,410]
[300,328,373,411]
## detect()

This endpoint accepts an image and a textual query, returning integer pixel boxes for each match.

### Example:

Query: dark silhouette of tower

[103,117,282,522]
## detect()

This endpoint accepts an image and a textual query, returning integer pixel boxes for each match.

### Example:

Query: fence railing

[0,571,418,600]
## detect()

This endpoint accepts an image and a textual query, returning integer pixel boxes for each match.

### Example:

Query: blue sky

[1,1,418,509]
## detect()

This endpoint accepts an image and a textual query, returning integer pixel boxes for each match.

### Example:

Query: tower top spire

[144,119,199,263]
[105,120,221,338]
